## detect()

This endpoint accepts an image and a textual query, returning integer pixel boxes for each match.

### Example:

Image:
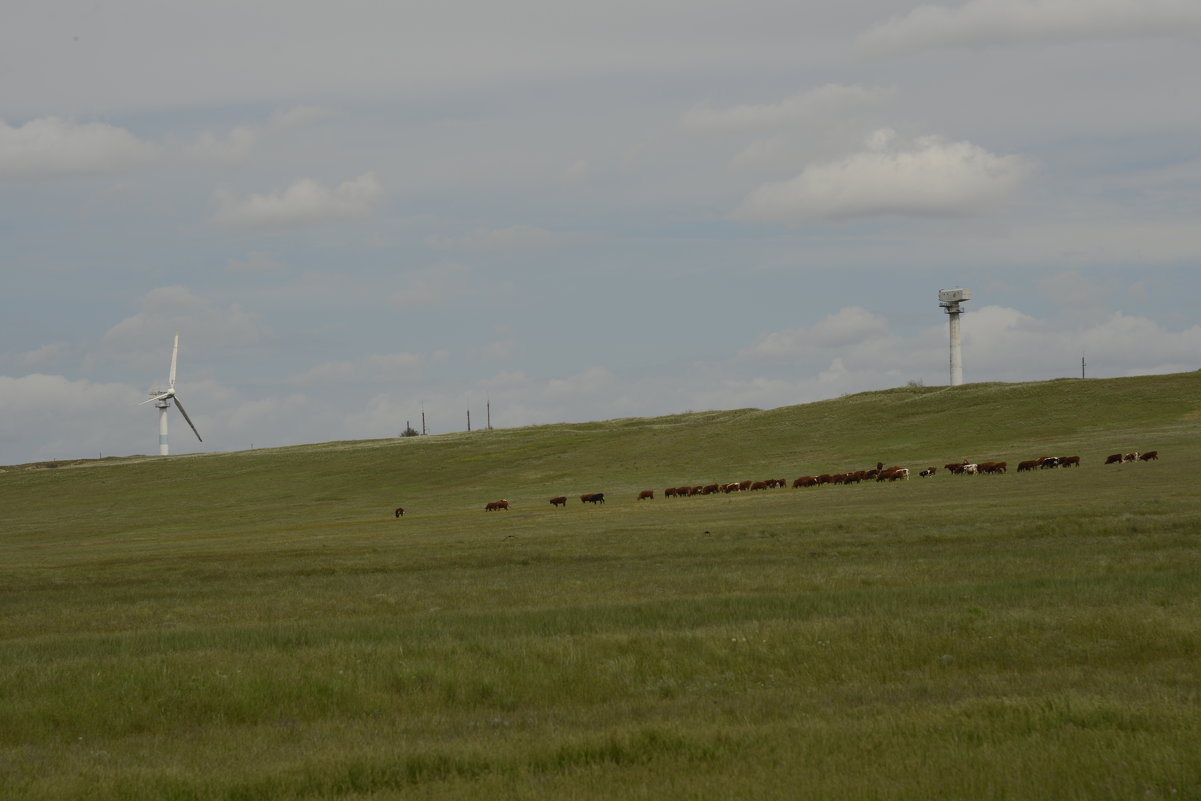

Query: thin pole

[1082,355,1086,379]
[467,409,471,431]
[947,307,963,386]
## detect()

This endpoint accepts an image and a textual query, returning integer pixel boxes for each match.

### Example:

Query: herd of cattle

[391,449,1157,517]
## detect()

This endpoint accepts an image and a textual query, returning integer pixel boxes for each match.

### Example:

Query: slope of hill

[3,372,1199,543]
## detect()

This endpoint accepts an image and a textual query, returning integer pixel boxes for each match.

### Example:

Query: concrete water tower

[938,288,971,386]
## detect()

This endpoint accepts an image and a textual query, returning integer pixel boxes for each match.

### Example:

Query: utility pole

[467,408,471,431]
[1081,355,1086,379]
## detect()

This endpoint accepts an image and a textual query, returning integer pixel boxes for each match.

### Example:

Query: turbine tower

[141,332,203,455]
[938,288,971,386]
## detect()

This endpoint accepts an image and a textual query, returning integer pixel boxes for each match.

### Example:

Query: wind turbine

[141,332,202,455]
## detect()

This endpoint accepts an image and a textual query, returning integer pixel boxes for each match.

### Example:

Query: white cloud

[9,343,68,371]
[735,130,1031,224]
[547,367,615,398]
[683,84,890,132]
[294,353,424,386]
[226,252,287,272]
[94,286,268,373]
[212,172,384,228]
[742,307,892,360]
[427,225,590,253]
[390,262,470,308]
[0,374,148,463]
[859,0,1201,57]
[0,117,157,178]
[189,106,334,166]
[188,126,258,165]
[269,105,335,131]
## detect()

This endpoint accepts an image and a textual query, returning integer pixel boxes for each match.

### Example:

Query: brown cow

[581,492,605,504]
[485,499,510,511]
[394,507,405,518]
[1016,460,1039,472]
[664,487,679,498]
[637,489,654,500]
[1105,453,1123,464]
[1123,452,1139,463]
[1058,456,1080,468]
[1139,450,1158,461]
[549,496,567,507]
[793,476,818,488]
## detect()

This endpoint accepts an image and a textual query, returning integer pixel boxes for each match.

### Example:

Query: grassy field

[2,373,1200,799]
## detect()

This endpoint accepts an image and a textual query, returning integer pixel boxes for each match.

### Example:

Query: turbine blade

[139,392,171,405]
[172,396,203,442]
[169,332,180,389]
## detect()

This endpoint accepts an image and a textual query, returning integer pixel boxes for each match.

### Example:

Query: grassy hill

[4,372,1198,538]
[2,373,1200,800]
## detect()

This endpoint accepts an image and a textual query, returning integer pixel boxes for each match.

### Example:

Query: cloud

[212,172,384,228]
[8,343,68,372]
[0,374,148,463]
[858,0,1201,57]
[187,126,259,165]
[294,353,424,386]
[269,105,335,131]
[188,106,334,166]
[735,129,1031,224]
[94,286,269,372]
[390,262,470,308]
[427,225,591,253]
[683,84,891,132]
[547,367,615,398]
[0,117,157,179]
[742,307,891,360]
[226,252,287,272]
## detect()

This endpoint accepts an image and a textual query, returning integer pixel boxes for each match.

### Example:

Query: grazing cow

[485,499,510,511]
[1039,457,1060,469]
[1123,452,1139,463]
[945,463,965,475]
[793,476,818,488]
[549,496,567,507]
[1105,453,1123,465]
[962,463,979,475]
[702,484,720,495]
[1017,460,1040,472]
[637,489,654,501]
[1139,450,1158,461]
[978,461,1007,474]
[581,492,605,504]
[750,481,768,491]
[664,487,679,498]
[877,467,908,481]
[1058,456,1080,468]
[394,507,405,518]
[919,467,937,477]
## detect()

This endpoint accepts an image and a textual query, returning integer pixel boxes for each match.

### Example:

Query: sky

[3,0,1200,464]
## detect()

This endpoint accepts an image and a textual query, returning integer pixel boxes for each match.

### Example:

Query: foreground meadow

[3,376,1200,799]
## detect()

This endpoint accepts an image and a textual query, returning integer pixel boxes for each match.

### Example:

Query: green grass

[2,373,1200,799]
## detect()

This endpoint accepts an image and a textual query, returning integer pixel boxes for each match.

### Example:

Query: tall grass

[2,374,1200,799]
